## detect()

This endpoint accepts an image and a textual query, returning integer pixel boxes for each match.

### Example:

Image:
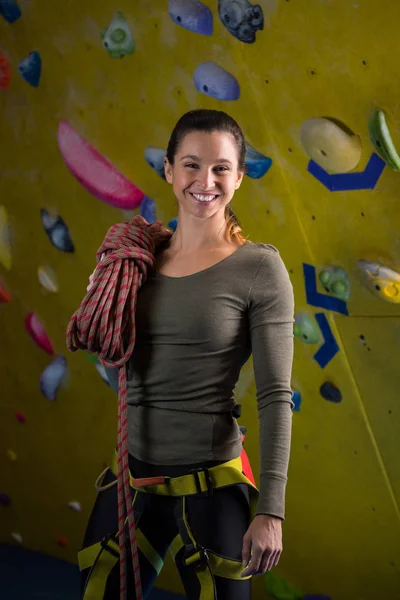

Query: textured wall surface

[1,1,400,599]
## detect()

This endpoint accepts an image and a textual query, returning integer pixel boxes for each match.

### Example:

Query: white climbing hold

[11,532,23,544]
[68,501,82,512]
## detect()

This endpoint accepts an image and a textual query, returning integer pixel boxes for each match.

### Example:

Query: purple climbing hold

[0,493,11,506]
[304,596,331,600]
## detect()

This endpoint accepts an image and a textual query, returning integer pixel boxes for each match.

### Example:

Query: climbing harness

[79,452,259,600]
[67,217,172,600]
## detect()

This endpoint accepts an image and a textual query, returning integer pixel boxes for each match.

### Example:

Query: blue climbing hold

[193,62,240,101]
[319,381,342,404]
[0,0,21,23]
[245,142,272,179]
[168,217,178,232]
[18,51,42,87]
[140,196,157,224]
[168,0,213,36]
[291,390,302,412]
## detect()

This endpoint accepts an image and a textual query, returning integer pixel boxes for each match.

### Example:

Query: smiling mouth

[189,192,220,203]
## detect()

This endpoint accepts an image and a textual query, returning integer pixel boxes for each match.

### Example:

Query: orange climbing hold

[0,52,11,89]
[56,535,69,548]
[0,278,11,303]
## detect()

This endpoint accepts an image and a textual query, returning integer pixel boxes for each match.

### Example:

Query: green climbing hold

[368,108,400,171]
[101,11,135,58]
[85,351,98,363]
[318,266,350,301]
[265,571,303,600]
[293,313,321,344]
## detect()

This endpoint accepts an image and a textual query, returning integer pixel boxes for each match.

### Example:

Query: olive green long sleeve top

[106,242,294,518]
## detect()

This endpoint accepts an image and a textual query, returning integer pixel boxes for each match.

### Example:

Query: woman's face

[164,130,244,220]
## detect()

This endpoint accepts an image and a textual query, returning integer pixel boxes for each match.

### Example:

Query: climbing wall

[1,1,400,599]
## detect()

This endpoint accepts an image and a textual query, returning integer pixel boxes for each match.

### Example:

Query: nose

[198,168,215,190]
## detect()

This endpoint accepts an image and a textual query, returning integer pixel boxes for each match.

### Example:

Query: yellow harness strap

[109,452,258,500]
[78,537,119,600]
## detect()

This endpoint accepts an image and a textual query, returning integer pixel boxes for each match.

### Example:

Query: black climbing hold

[320,381,342,403]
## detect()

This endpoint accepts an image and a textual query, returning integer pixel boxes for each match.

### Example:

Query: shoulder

[244,242,293,302]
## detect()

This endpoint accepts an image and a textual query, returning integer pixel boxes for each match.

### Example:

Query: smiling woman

[77,109,295,600]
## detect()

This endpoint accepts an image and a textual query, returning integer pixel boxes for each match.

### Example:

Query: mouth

[188,192,221,204]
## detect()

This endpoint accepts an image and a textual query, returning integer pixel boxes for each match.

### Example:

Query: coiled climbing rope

[66,216,172,600]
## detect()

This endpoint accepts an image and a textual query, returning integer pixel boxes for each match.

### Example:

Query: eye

[214,166,229,172]
[185,163,199,169]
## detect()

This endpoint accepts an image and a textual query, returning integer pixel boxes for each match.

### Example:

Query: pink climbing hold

[25,312,54,355]
[15,411,26,423]
[57,120,145,210]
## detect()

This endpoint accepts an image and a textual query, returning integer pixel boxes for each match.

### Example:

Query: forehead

[177,130,238,160]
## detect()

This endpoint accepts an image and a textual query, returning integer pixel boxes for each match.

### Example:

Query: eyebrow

[180,154,233,165]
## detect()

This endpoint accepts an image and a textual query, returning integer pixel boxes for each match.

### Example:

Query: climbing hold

[320,381,342,403]
[38,265,59,293]
[41,208,74,253]
[101,11,135,58]
[95,359,111,386]
[144,146,166,180]
[85,350,98,363]
[168,217,178,232]
[140,196,156,224]
[303,595,331,600]
[300,118,362,173]
[368,108,400,171]
[0,277,11,303]
[0,52,11,89]
[265,571,303,600]
[15,411,26,423]
[56,536,69,548]
[193,62,240,101]
[40,355,67,400]
[293,313,321,344]
[357,259,400,303]
[25,312,55,355]
[68,501,82,512]
[11,532,23,544]
[244,142,272,179]
[0,0,21,23]
[0,205,12,270]
[0,493,11,506]
[58,121,145,210]
[291,390,302,412]
[318,266,350,301]
[218,0,264,44]
[168,0,213,36]
[7,449,17,461]
[18,51,42,87]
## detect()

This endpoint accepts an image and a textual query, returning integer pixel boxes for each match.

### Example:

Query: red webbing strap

[66,216,172,599]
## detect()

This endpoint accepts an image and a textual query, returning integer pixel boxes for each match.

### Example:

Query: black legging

[80,455,252,599]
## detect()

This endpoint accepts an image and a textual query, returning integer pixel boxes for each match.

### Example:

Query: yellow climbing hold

[357,260,400,304]
[300,117,362,173]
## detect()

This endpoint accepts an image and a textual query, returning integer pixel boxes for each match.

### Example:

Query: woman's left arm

[241,247,295,577]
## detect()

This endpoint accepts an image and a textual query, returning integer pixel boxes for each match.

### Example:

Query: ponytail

[224,205,247,246]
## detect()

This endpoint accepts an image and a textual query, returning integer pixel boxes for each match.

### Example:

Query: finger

[241,548,262,577]
[241,538,251,569]
[258,550,273,574]
[272,549,281,569]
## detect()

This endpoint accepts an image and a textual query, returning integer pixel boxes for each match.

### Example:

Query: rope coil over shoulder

[66,216,172,600]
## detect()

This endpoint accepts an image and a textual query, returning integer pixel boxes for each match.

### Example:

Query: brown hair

[166,109,248,246]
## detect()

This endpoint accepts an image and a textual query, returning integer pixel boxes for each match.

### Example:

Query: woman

[80,109,295,599]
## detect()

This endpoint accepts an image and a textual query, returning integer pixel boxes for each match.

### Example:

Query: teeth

[192,194,217,202]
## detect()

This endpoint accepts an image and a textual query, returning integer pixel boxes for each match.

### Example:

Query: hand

[241,514,282,577]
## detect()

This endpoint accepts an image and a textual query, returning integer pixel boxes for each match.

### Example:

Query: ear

[164,157,173,184]
[235,170,245,190]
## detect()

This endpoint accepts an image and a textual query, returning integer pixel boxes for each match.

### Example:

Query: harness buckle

[182,545,209,570]
[190,467,213,497]
[100,533,119,558]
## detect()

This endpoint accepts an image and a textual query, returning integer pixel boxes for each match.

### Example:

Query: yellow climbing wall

[1,1,400,599]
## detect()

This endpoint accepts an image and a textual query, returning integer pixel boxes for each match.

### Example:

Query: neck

[168,211,229,252]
